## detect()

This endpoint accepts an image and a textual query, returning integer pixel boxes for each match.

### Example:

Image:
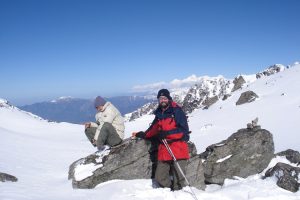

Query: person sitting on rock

[132,89,190,191]
[84,96,124,151]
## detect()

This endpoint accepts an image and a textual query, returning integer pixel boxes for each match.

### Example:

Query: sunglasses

[158,96,169,101]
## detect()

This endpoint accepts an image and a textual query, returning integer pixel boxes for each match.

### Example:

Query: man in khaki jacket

[84,96,125,150]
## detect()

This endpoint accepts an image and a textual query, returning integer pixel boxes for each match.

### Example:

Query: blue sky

[1,0,299,105]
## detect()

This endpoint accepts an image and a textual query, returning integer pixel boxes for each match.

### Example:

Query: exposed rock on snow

[0,172,18,182]
[256,64,286,79]
[127,102,157,121]
[69,138,205,190]
[69,125,277,191]
[200,126,274,185]
[182,77,232,113]
[276,149,300,165]
[265,162,300,192]
[236,90,259,105]
[231,76,246,92]
[202,96,219,109]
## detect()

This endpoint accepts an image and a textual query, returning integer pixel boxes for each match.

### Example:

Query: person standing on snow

[132,89,190,191]
[84,96,125,151]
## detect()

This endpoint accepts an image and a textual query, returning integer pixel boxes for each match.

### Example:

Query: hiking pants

[154,159,187,191]
[85,122,122,148]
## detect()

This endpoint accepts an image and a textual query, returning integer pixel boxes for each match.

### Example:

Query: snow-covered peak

[51,96,74,103]
[132,74,228,95]
[0,98,46,122]
[0,98,13,108]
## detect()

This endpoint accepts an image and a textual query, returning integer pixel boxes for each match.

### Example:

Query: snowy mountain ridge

[126,63,294,121]
[0,98,45,121]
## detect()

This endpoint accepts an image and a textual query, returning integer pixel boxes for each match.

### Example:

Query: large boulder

[0,172,18,182]
[265,162,300,192]
[236,90,259,105]
[69,138,206,190]
[200,125,274,185]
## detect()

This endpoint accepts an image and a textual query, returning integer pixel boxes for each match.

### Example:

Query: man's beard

[159,102,169,109]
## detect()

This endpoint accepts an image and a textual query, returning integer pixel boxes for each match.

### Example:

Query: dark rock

[202,96,219,109]
[129,102,157,121]
[182,78,232,114]
[200,127,274,185]
[232,76,246,92]
[265,162,300,192]
[0,172,18,182]
[182,86,205,114]
[69,138,205,190]
[222,94,231,101]
[236,91,259,105]
[256,64,285,79]
[246,117,260,129]
[276,149,300,165]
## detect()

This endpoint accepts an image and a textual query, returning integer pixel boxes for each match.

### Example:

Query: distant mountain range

[20,96,152,124]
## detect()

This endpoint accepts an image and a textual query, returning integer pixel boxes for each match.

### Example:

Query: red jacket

[144,102,190,161]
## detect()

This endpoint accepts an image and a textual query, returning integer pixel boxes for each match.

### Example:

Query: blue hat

[157,89,172,100]
[94,96,106,108]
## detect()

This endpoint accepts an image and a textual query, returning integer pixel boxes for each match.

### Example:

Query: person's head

[94,96,106,111]
[157,89,172,109]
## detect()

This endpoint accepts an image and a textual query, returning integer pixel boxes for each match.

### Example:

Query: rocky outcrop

[265,162,300,192]
[256,64,285,79]
[231,76,246,92]
[0,172,18,182]
[182,77,232,113]
[200,124,274,185]
[69,138,206,190]
[203,96,219,109]
[276,149,300,165]
[236,91,259,105]
[128,102,157,121]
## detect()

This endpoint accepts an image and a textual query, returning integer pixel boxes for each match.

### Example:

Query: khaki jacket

[90,102,125,141]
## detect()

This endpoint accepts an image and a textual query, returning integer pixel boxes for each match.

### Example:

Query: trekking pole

[162,139,199,200]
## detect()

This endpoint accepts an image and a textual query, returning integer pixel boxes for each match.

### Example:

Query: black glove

[135,131,146,139]
[157,131,168,140]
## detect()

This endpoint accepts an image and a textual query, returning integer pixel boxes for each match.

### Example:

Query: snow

[216,155,232,163]
[241,74,257,83]
[74,147,111,181]
[1,64,300,199]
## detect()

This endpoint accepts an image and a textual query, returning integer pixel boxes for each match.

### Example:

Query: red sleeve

[145,121,159,139]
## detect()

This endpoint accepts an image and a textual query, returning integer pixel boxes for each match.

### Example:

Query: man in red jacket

[132,89,190,191]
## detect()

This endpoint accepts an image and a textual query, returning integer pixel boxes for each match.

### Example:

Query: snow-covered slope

[0,99,96,199]
[1,64,300,200]
[189,63,300,153]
